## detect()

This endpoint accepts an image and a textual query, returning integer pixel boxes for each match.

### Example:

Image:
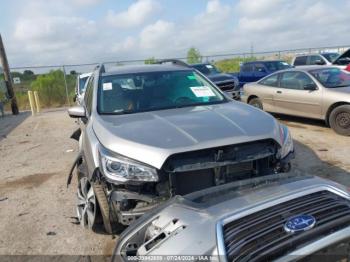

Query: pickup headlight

[278,123,294,159]
[99,147,158,183]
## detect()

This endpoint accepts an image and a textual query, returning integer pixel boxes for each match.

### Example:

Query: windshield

[192,64,221,75]
[97,70,226,114]
[264,61,291,72]
[78,76,89,94]
[309,68,350,88]
[322,53,339,63]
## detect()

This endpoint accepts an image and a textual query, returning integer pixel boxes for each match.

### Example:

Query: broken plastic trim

[70,128,81,141]
[66,153,82,187]
[163,140,277,173]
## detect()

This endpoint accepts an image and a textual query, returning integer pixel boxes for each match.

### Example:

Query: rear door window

[241,64,254,72]
[294,56,307,66]
[308,55,325,65]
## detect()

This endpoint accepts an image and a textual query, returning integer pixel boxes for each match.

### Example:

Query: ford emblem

[284,214,316,233]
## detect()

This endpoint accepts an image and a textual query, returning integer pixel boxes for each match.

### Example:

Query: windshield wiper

[331,84,350,88]
[111,109,136,115]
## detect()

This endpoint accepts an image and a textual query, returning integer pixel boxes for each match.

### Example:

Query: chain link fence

[6,44,349,111]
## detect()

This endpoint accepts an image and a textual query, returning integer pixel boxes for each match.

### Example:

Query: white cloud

[72,0,103,6]
[140,20,175,50]
[137,0,232,57]
[112,36,137,52]
[233,0,350,51]
[5,0,350,67]
[106,0,159,28]
[14,17,97,53]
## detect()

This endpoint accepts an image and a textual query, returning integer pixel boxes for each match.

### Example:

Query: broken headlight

[278,123,294,159]
[99,146,158,183]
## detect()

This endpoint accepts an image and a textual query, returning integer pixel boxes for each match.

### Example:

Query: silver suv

[67,63,294,233]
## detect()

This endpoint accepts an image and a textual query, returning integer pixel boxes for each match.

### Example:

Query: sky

[0,0,350,68]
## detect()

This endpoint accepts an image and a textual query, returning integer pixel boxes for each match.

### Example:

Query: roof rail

[155,59,190,68]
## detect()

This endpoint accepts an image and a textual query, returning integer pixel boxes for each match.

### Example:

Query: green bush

[214,56,257,73]
[30,70,75,107]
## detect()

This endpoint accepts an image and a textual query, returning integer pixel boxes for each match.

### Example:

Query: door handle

[276,90,282,94]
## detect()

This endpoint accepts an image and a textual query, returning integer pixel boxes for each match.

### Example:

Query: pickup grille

[216,81,236,91]
[222,190,350,262]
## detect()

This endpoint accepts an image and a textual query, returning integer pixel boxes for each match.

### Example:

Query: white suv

[292,49,350,71]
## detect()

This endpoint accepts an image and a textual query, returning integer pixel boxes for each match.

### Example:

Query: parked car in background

[231,60,292,88]
[74,72,92,105]
[241,66,350,136]
[292,49,350,71]
[113,173,350,261]
[190,63,240,99]
[67,62,294,233]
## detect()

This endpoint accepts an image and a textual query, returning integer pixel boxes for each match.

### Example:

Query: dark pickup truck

[232,60,292,88]
[191,63,240,99]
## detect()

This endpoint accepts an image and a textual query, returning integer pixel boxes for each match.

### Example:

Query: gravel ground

[0,108,349,257]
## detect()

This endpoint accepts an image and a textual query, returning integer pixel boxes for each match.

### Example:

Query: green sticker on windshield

[187,75,196,80]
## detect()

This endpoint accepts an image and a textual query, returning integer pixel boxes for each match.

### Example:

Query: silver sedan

[241,66,350,136]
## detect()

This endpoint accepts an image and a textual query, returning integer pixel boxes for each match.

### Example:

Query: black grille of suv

[216,81,236,91]
[222,190,350,262]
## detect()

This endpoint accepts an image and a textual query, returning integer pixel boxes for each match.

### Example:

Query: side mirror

[68,106,86,118]
[304,83,317,91]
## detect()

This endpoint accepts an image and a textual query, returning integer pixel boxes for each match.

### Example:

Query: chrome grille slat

[224,192,331,233]
[224,198,337,245]
[216,82,235,91]
[248,215,350,262]
[227,202,342,253]
[222,191,350,262]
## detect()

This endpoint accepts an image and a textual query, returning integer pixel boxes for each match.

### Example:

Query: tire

[76,176,101,231]
[329,105,350,136]
[93,183,114,234]
[249,97,263,110]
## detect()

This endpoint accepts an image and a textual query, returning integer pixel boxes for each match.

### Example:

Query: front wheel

[249,97,263,110]
[329,105,350,136]
[76,176,100,230]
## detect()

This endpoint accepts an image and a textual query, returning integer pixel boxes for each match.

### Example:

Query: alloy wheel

[76,177,97,229]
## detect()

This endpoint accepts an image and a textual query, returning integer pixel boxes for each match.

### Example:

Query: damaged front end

[95,135,293,227]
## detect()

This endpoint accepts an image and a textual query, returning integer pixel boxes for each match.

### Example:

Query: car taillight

[345,64,350,72]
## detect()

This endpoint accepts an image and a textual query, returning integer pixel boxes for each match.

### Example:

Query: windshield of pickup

[97,69,225,114]
[192,64,221,75]
[309,68,350,88]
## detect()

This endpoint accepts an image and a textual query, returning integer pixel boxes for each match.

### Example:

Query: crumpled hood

[93,101,281,169]
[334,48,350,65]
[207,73,236,83]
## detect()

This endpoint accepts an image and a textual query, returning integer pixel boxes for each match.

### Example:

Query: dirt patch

[0,172,59,192]
[103,238,117,256]
[18,140,30,144]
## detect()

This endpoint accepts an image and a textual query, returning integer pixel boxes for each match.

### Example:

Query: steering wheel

[174,96,195,104]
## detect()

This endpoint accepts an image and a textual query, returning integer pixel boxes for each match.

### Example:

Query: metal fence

[6,44,349,110]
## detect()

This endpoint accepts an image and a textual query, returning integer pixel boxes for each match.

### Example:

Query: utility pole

[0,33,19,115]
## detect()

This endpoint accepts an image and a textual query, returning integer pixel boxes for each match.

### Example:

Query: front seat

[103,83,134,113]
